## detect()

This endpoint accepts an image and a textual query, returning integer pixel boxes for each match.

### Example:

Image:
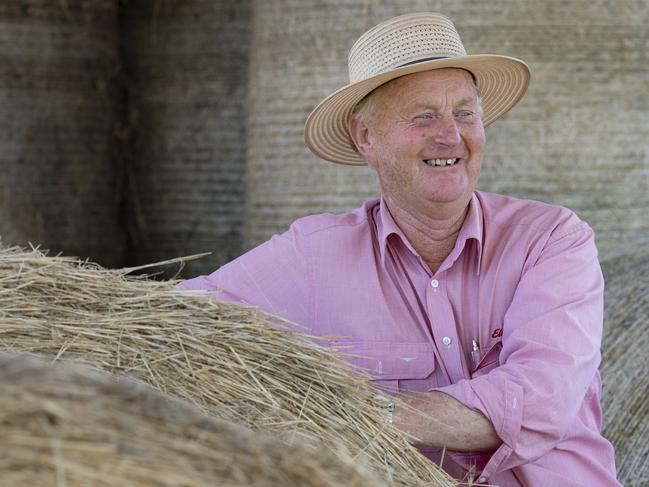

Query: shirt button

[478,477,487,483]
[442,336,452,347]
[431,279,439,288]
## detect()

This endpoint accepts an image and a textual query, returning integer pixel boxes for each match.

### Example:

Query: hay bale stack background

[0,0,124,267]
[119,1,250,276]
[600,249,649,485]
[0,353,386,487]
[0,245,455,487]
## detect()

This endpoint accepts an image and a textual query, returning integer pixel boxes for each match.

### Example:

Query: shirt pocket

[472,339,502,378]
[335,341,436,393]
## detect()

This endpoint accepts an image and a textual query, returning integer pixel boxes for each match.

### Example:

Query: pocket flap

[473,340,502,377]
[336,341,436,380]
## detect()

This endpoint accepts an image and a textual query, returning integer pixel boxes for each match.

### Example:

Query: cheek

[468,126,486,153]
[375,154,418,192]
[367,127,423,183]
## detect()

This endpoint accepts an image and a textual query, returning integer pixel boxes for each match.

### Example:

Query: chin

[422,189,470,205]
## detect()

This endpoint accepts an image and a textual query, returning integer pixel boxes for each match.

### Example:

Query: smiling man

[180,13,620,486]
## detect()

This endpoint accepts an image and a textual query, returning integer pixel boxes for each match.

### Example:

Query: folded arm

[393,390,501,451]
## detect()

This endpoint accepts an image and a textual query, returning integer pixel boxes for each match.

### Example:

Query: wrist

[374,393,395,424]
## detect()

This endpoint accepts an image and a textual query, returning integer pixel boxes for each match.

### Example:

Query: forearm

[392,391,501,451]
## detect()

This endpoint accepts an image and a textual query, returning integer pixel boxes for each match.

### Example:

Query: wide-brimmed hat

[304,12,531,165]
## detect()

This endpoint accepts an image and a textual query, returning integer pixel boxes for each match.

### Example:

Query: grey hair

[350,88,383,126]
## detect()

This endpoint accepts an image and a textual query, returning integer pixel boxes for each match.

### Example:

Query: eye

[456,110,475,120]
[414,112,438,121]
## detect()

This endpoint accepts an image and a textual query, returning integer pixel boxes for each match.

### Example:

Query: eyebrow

[410,97,479,111]
[455,97,480,107]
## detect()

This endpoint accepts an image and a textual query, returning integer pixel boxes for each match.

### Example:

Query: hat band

[396,56,477,83]
[397,56,448,68]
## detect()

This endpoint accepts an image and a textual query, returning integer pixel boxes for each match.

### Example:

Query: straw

[0,245,456,487]
[600,249,649,485]
[0,352,388,486]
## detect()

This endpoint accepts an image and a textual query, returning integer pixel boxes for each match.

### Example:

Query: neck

[384,195,471,274]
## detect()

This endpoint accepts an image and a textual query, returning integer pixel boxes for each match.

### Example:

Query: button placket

[426,277,465,383]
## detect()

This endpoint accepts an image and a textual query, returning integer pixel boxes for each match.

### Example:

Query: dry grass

[0,353,388,486]
[0,245,456,487]
[600,249,649,485]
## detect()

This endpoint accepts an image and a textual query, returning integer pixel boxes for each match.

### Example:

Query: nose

[432,115,461,147]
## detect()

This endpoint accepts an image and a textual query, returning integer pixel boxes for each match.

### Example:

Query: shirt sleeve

[435,219,604,478]
[176,223,312,329]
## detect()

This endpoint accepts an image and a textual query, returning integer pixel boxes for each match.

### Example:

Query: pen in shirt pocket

[471,339,480,370]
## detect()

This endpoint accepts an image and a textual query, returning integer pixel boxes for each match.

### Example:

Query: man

[180,13,620,486]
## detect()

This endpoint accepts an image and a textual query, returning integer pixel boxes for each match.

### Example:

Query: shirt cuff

[432,375,524,479]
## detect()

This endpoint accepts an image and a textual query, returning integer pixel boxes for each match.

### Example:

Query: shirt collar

[450,192,484,275]
[377,193,484,275]
[377,196,416,266]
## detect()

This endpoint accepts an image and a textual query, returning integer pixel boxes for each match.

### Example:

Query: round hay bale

[0,245,455,487]
[600,249,649,485]
[0,1,124,267]
[0,353,386,487]
[119,1,250,277]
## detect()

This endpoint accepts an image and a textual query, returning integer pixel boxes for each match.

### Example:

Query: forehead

[376,68,478,104]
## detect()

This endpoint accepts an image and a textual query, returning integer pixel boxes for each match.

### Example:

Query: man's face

[353,68,486,213]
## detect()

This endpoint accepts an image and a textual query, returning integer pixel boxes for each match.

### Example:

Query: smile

[423,158,459,167]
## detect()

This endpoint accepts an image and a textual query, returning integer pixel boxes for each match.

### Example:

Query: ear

[348,115,377,167]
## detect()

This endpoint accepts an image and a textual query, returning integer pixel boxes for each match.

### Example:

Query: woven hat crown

[348,13,467,84]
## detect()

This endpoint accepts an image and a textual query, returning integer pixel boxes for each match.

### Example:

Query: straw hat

[304,12,531,165]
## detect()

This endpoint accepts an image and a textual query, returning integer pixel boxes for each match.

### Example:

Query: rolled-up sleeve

[436,221,604,478]
[177,223,311,328]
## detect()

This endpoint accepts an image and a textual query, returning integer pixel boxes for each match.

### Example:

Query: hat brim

[304,55,531,165]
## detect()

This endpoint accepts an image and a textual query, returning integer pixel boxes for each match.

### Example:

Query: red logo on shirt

[491,328,503,339]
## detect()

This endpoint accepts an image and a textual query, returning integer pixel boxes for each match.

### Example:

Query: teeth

[424,158,457,166]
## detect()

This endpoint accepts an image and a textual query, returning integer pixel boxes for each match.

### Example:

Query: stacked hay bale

[600,249,649,485]
[0,0,124,266]
[0,353,386,486]
[0,245,455,487]
[119,1,250,276]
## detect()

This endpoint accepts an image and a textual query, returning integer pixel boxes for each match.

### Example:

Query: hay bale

[0,1,124,266]
[0,353,386,486]
[0,245,455,487]
[600,249,649,485]
[119,1,250,276]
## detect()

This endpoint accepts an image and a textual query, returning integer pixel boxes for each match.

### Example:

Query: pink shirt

[179,191,619,486]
